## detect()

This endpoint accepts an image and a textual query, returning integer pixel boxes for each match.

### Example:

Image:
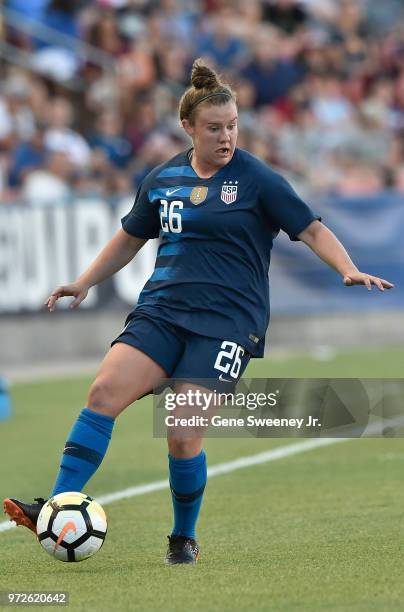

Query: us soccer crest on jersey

[221,181,238,204]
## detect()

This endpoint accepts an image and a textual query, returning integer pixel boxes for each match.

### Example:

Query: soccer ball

[36,492,107,562]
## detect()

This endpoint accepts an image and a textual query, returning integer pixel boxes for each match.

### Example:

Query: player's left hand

[343,272,395,291]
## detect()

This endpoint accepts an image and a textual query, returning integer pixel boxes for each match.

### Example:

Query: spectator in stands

[107,168,133,196]
[278,99,323,175]
[234,78,257,132]
[44,97,91,167]
[156,43,188,96]
[311,74,353,128]
[131,132,182,185]
[360,78,396,130]
[363,0,404,37]
[126,95,160,154]
[1,0,404,201]
[234,1,263,43]
[151,0,197,48]
[72,149,111,197]
[22,150,72,204]
[87,10,126,57]
[0,74,35,151]
[28,75,50,126]
[393,70,404,130]
[88,108,132,169]
[8,122,47,188]
[153,43,189,121]
[262,0,308,34]
[387,134,404,177]
[117,36,156,116]
[330,0,368,45]
[195,6,248,70]
[393,164,404,192]
[242,26,304,107]
[31,0,81,82]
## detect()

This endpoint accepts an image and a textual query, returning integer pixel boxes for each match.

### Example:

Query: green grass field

[1,347,404,611]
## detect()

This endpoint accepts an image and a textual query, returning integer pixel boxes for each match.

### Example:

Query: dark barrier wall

[0,192,402,315]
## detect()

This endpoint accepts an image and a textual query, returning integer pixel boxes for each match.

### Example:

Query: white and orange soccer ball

[36,492,107,562]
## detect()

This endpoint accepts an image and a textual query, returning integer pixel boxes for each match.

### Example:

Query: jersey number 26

[160,200,183,233]
[214,341,245,380]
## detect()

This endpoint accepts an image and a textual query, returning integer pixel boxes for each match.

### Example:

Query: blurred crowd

[1,0,404,205]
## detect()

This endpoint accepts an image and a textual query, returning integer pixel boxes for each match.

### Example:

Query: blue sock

[51,408,114,496]
[169,450,207,540]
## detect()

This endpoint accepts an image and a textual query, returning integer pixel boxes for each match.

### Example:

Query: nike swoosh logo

[219,374,235,383]
[166,188,182,196]
[54,521,77,551]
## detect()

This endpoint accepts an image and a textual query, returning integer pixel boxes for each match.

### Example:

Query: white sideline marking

[0,437,346,534]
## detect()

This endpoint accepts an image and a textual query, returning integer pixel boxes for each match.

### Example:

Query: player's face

[183,101,238,170]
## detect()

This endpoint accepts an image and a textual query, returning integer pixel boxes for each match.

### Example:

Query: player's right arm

[45,229,147,311]
[46,175,161,312]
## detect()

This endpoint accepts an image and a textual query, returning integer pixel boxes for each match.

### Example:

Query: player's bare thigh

[87,342,167,418]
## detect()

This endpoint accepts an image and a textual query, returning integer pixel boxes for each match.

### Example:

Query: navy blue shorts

[111,313,250,391]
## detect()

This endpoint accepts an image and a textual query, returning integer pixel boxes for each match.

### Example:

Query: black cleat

[165,535,200,565]
[3,497,47,534]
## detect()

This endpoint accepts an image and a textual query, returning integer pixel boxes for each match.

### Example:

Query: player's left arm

[298,220,395,291]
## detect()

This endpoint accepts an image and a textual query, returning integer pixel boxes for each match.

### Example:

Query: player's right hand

[44,283,89,312]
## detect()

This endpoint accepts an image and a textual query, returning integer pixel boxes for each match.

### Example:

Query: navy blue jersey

[122,148,319,356]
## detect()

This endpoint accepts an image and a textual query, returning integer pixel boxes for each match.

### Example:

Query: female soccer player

[4,60,394,565]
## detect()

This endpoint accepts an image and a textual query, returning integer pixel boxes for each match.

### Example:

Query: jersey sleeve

[258,167,321,241]
[121,181,160,239]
